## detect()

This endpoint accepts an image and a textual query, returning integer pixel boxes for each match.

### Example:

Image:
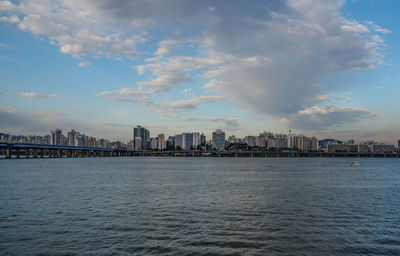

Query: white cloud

[374,27,391,34]
[0,14,19,23]
[137,71,193,93]
[154,39,181,56]
[96,87,223,116]
[78,60,92,67]
[286,105,377,130]
[95,88,151,105]
[0,1,17,11]
[1,0,389,130]
[17,92,57,99]
[2,0,142,61]
[181,87,192,95]
[341,23,370,34]
[153,96,223,115]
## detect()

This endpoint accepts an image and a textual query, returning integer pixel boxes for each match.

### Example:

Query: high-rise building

[192,132,200,149]
[133,125,150,150]
[398,140,400,151]
[212,129,225,151]
[183,133,194,150]
[266,135,288,150]
[134,137,142,150]
[68,129,77,146]
[255,135,266,147]
[50,129,62,145]
[175,134,184,150]
[244,136,256,147]
[296,136,318,152]
[200,133,206,145]
[157,134,165,150]
[88,137,96,148]
[150,138,158,149]
[166,137,174,149]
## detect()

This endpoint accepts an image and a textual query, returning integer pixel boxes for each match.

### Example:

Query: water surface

[1,157,400,255]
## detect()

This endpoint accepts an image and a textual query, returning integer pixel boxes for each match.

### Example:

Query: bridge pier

[16,149,20,158]
[6,148,11,159]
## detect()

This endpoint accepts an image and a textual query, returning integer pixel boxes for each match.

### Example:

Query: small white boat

[351,161,360,166]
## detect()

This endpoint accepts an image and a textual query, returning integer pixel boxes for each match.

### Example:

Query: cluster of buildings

[1,125,399,153]
[227,132,318,151]
[324,139,397,154]
[132,125,214,151]
[0,129,119,149]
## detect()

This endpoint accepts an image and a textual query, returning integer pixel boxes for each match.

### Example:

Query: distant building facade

[133,125,150,150]
[212,129,225,151]
[157,134,165,150]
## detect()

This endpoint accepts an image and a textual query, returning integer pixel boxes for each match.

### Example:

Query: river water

[1,157,400,255]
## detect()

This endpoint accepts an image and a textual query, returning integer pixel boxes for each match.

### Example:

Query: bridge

[0,143,127,158]
[1,143,399,159]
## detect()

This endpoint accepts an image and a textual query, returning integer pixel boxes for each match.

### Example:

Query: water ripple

[1,157,400,255]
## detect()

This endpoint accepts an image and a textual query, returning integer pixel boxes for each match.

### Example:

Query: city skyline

[1,125,397,154]
[1,1,400,144]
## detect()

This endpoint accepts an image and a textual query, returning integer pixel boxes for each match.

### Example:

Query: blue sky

[0,0,399,143]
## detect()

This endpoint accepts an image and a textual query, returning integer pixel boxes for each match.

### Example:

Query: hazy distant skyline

[0,0,399,143]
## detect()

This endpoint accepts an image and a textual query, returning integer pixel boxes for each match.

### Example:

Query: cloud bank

[17,92,57,99]
[0,0,389,130]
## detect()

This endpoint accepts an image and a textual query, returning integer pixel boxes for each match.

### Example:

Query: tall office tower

[192,132,200,149]
[166,137,174,149]
[212,129,225,151]
[134,137,142,150]
[310,137,319,151]
[50,129,62,145]
[184,133,194,150]
[175,134,184,150]
[133,125,150,150]
[150,138,158,149]
[68,129,77,146]
[398,140,400,152]
[200,133,206,145]
[44,135,51,145]
[157,133,165,150]
[62,135,68,146]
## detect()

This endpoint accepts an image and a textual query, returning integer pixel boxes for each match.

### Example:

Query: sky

[0,0,399,143]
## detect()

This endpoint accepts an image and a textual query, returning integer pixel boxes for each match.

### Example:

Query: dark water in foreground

[1,157,400,255]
